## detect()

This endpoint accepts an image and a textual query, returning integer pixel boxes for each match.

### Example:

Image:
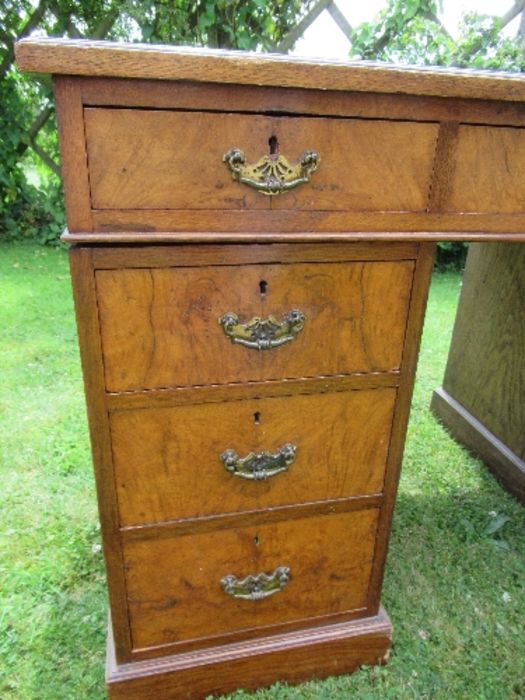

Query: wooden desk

[16,38,525,700]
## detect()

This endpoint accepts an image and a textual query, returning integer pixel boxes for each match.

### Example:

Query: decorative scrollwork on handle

[219,310,306,350]
[223,148,319,196]
[221,566,291,601]
[220,443,297,481]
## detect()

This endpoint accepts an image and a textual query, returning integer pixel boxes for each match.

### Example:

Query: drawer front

[125,509,378,651]
[446,124,525,214]
[111,388,396,526]
[96,260,414,392]
[84,108,438,213]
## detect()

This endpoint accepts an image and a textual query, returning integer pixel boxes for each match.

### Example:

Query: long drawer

[84,109,438,214]
[111,388,396,526]
[96,259,415,392]
[124,508,379,652]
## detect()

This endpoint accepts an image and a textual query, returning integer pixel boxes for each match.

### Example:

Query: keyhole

[259,280,268,297]
[269,135,279,155]
[254,535,260,546]
[254,411,261,425]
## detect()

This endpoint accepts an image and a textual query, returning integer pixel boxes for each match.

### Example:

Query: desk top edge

[15,37,525,103]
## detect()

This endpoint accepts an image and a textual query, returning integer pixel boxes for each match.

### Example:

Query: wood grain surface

[95,260,414,391]
[447,125,525,214]
[16,37,525,103]
[120,495,384,544]
[107,608,392,699]
[64,227,525,243]
[124,508,379,652]
[53,78,92,232]
[432,242,525,504]
[107,372,399,412]
[84,108,437,213]
[431,388,525,503]
[69,248,132,660]
[366,242,436,610]
[91,241,419,269]
[77,76,525,129]
[110,388,396,525]
[442,243,525,459]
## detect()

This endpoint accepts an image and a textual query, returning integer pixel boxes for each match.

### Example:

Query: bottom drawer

[124,508,379,652]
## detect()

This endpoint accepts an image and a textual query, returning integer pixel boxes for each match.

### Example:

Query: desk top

[15,37,525,103]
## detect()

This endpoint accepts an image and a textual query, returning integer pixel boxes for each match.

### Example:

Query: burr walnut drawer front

[111,388,396,526]
[96,259,414,392]
[124,508,379,653]
[83,108,438,213]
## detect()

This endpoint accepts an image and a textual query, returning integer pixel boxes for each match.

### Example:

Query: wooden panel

[95,260,415,392]
[91,241,419,269]
[367,242,436,610]
[124,508,379,651]
[447,125,525,214]
[121,496,384,543]
[68,249,132,661]
[86,209,525,238]
[427,121,460,212]
[431,387,525,503]
[111,388,396,525]
[78,77,525,128]
[439,242,525,465]
[84,109,437,213]
[107,373,399,412]
[53,77,92,232]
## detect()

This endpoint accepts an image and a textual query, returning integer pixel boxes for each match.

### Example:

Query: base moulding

[107,607,392,699]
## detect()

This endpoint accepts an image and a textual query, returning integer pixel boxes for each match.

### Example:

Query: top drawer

[84,109,438,213]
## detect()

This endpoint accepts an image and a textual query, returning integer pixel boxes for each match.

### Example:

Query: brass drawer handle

[221,566,291,601]
[220,443,297,481]
[219,310,306,350]
[223,148,319,196]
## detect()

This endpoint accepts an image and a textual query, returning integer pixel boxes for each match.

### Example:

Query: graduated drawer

[84,108,438,213]
[111,388,396,526]
[96,259,414,392]
[124,508,379,652]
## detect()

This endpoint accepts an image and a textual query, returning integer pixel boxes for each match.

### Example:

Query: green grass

[1,242,523,700]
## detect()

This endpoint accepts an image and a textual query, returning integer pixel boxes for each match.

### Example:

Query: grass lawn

[0,241,523,700]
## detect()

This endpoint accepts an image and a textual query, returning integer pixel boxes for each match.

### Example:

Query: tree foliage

[350,0,525,71]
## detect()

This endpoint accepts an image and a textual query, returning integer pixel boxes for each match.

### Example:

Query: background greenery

[2,0,525,264]
[1,242,524,699]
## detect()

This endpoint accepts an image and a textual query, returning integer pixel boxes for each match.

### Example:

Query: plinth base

[107,608,392,699]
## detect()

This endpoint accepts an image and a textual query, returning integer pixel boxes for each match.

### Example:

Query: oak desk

[16,38,525,700]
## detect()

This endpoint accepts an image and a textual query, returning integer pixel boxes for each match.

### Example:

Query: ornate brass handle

[223,148,319,196]
[220,443,297,481]
[221,566,291,601]
[219,310,306,350]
